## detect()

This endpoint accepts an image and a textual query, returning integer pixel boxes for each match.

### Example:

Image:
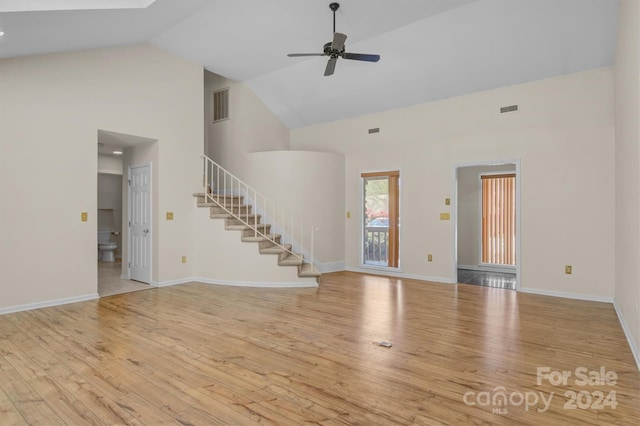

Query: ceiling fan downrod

[330,2,339,33]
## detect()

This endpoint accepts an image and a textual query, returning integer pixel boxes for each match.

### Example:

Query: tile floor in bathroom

[98,259,151,297]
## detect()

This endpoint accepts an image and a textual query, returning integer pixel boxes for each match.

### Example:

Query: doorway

[361,170,400,268]
[97,129,156,296]
[453,161,520,290]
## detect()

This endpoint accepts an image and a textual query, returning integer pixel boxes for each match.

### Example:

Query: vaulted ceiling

[0,0,619,128]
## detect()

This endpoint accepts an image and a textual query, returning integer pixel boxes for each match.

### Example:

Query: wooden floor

[0,272,638,425]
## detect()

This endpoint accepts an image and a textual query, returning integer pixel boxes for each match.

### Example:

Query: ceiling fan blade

[288,53,325,57]
[332,32,347,51]
[324,57,337,76]
[342,52,381,62]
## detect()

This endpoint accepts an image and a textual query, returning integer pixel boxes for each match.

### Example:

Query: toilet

[98,230,118,262]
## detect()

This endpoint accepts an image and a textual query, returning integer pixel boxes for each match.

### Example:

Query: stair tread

[259,244,292,254]
[278,256,303,266]
[231,225,271,231]
[194,192,243,198]
[241,234,281,242]
[226,225,250,230]
[298,263,322,278]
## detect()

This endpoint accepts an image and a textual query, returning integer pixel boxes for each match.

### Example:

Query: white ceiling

[97,129,157,155]
[0,0,619,129]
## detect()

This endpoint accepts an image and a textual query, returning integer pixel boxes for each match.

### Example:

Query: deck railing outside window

[364,226,389,265]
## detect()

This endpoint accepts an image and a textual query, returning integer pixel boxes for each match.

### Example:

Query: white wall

[243,150,345,268]
[204,70,289,178]
[202,71,346,275]
[614,0,640,367]
[0,44,203,310]
[457,164,516,267]
[291,68,615,299]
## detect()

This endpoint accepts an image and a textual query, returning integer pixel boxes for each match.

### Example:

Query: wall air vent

[500,105,518,114]
[368,128,380,134]
[212,88,229,123]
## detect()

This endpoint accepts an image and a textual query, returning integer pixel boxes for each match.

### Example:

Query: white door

[128,163,152,283]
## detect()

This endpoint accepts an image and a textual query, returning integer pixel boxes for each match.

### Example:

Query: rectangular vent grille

[500,105,518,114]
[212,88,229,122]
[368,128,380,134]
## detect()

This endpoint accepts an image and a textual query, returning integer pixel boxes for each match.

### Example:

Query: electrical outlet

[346,211,351,219]
[81,212,88,222]
[166,212,174,220]
[427,254,433,262]
[445,198,450,206]
[181,256,187,264]
[565,265,572,275]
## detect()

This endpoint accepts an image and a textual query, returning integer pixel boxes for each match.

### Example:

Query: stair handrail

[201,154,316,269]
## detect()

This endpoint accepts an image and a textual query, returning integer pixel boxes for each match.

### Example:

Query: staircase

[194,155,321,280]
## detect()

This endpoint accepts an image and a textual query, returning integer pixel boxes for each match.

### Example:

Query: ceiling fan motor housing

[323,41,344,57]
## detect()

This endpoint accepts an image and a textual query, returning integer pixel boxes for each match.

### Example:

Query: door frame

[451,159,521,290]
[359,169,402,271]
[127,162,152,284]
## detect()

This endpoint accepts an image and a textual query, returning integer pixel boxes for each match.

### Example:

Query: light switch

[445,198,450,205]
[346,211,351,219]
[166,212,174,220]
[81,212,88,222]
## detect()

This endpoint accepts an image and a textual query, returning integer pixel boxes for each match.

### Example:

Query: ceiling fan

[287,2,380,76]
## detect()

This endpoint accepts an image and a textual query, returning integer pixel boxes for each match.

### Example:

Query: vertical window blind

[481,173,516,265]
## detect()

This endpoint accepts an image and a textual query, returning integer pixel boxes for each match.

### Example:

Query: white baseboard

[519,287,614,303]
[345,266,454,284]
[154,277,318,289]
[152,278,192,288]
[0,293,100,316]
[613,300,640,371]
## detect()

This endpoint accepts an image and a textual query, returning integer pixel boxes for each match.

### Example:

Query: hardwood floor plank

[0,386,27,426]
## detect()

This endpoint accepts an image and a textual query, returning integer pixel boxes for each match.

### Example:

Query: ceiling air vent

[212,88,229,123]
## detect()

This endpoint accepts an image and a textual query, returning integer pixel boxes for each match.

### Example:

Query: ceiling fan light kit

[287,2,380,76]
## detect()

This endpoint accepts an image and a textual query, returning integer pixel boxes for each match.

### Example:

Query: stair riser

[227,217,261,226]
[241,227,271,237]
[197,192,244,201]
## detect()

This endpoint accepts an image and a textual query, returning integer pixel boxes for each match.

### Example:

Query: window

[212,88,229,122]
[481,173,516,265]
